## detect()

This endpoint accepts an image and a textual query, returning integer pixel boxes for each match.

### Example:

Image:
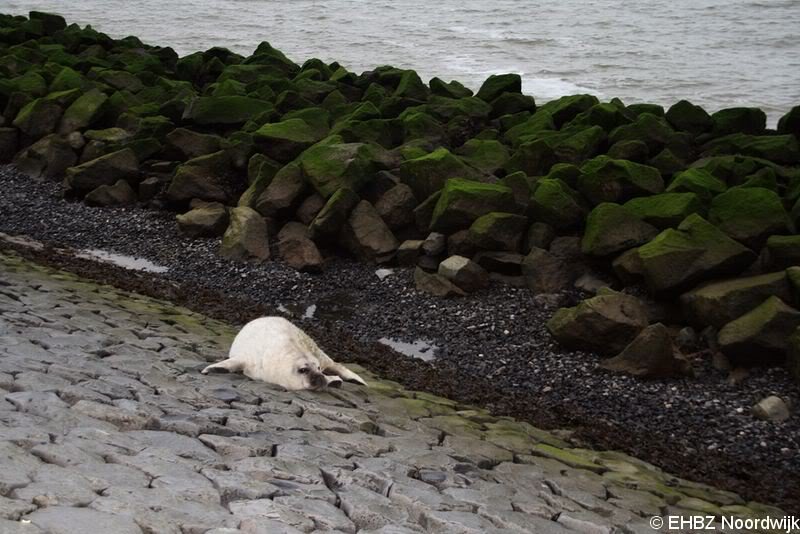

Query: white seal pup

[201,316,367,391]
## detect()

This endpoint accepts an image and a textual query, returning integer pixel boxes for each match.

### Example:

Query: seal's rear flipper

[201,359,244,375]
[323,362,367,386]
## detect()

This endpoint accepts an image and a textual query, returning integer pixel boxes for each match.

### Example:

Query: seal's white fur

[201,316,367,390]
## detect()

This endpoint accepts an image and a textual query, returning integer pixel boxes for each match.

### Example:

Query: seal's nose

[309,371,327,390]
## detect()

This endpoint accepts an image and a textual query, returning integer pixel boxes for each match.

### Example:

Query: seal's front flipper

[323,362,367,386]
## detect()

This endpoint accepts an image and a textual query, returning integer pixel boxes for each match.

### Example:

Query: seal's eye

[298,368,309,374]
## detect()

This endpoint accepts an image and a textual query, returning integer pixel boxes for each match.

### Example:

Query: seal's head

[288,357,342,391]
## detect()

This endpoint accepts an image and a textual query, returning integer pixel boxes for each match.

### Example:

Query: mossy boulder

[708,187,792,247]
[393,70,429,101]
[538,94,599,128]
[12,97,62,138]
[546,291,649,355]
[64,148,139,196]
[637,214,756,294]
[766,235,800,269]
[548,125,607,165]
[466,212,528,252]
[430,178,517,233]
[183,96,273,126]
[665,100,712,134]
[454,139,509,175]
[681,271,793,328]
[702,133,800,165]
[566,102,629,132]
[489,92,536,118]
[777,105,800,137]
[253,118,326,163]
[528,178,587,230]
[710,107,766,136]
[165,127,222,160]
[578,156,664,205]
[504,139,557,177]
[608,113,676,152]
[665,169,727,201]
[220,206,269,262]
[607,139,649,162]
[309,187,360,238]
[690,154,780,186]
[58,88,107,134]
[253,162,307,217]
[12,133,76,179]
[299,139,378,198]
[582,203,659,257]
[166,150,232,205]
[84,179,137,207]
[429,77,473,99]
[504,111,556,146]
[399,147,481,201]
[600,323,690,378]
[339,200,398,262]
[426,95,491,122]
[623,192,704,229]
[718,296,800,365]
[177,202,230,237]
[475,73,521,102]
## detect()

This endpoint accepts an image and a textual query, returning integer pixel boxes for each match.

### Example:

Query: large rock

[681,271,793,328]
[637,214,756,294]
[665,168,726,201]
[84,179,137,207]
[299,140,378,198]
[752,396,791,422]
[623,192,704,229]
[538,94,599,128]
[309,187,360,238]
[220,206,270,262]
[546,291,649,355]
[183,96,273,126]
[253,163,307,217]
[165,150,231,205]
[600,323,690,378]
[475,73,521,102]
[64,148,139,196]
[277,223,324,272]
[466,212,527,252]
[339,200,398,262]
[778,105,800,137]
[578,156,664,205]
[766,235,800,269]
[665,100,712,134]
[176,202,229,237]
[165,128,222,160]
[454,139,510,175]
[254,118,325,163]
[709,187,792,247]
[429,179,516,233]
[58,89,108,134]
[399,148,481,201]
[528,178,587,230]
[710,107,766,136]
[13,133,76,179]
[13,97,63,138]
[521,247,572,294]
[581,203,659,256]
[702,133,800,165]
[374,183,417,230]
[718,296,800,365]
[414,267,466,297]
[438,255,489,292]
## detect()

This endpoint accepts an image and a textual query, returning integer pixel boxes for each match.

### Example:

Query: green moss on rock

[430,178,517,233]
[582,202,659,256]
[709,187,792,247]
[578,155,664,205]
[623,192,704,229]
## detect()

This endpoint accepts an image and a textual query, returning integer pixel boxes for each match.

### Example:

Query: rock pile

[1,11,799,383]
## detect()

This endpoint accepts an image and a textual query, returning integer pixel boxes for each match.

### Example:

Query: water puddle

[278,291,355,322]
[378,337,439,361]
[75,249,169,273]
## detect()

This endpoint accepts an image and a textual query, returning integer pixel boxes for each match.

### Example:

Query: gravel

[2,165,799,509]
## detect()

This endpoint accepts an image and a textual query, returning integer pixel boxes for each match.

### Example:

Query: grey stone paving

[0,251,789,533]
